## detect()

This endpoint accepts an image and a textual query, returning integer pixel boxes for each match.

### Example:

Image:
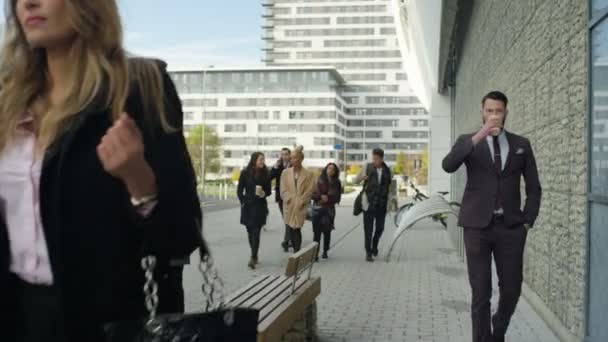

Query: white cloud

[125,33,263,69]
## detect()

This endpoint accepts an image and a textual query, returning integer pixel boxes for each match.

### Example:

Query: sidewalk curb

[521,282,579,342]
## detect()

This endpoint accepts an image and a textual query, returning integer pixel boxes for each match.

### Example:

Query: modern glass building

[170,66,349,171]
[261,0,430,164]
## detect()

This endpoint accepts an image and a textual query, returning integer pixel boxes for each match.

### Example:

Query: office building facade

[262,0,430,164]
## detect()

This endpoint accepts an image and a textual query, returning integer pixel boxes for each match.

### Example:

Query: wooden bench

[226,243,321,342]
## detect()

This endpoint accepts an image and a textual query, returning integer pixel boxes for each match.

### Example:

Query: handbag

[306,202,323,221]
[353,168,371,216]
[104,243,259,342]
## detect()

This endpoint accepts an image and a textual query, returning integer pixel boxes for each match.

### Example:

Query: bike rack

[385,194,460,262]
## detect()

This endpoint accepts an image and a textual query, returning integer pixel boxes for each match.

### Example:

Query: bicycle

[393,183,461,229]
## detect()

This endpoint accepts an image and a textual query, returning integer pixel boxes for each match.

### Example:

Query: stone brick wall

[449,0,587,337]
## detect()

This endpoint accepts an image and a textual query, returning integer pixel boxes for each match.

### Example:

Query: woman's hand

[321,195,329,203]
[97,113,157,198]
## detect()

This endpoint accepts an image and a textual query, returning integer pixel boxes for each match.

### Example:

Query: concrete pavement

[182,194,559,342]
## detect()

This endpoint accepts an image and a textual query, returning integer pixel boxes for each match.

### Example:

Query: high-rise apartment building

[262,0,429,164]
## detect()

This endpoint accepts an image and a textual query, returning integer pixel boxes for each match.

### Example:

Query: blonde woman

[280,148,315,252]
[0,0,203,341]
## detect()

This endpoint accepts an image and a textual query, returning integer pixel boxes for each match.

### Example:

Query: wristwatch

[130,193,158,207]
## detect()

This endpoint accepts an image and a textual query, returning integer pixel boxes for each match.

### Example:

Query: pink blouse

[0,113,155,285]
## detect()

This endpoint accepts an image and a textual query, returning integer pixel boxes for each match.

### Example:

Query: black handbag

[306,202,324,221]
[104,247,259,342]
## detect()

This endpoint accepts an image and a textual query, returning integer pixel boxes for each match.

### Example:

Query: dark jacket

[269,162,288,202]
[238,169,271,228]
[0,59,203,341]
[442,131,542,228]
[312,177,342,231]
[361,163,392,212]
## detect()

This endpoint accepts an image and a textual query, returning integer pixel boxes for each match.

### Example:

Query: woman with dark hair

[311,162,342,260]
[237,152,271,269]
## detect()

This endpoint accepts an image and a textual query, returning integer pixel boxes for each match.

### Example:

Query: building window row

[324,39,386,48]
[222,137,298,146]
[347,107,427,116]
[332,62,402,70]
[268,52,290,59]
[274,7,291,14]
[314,137,342,146]
[346,131,383,139]
[258,124,336,133]
[346,119,399,127]
[181,99,218,107]
[274,0,378,3]
[343,84,400,93]
[411,119,429,127]
[274,17,331,25]
[396,72,408,80]
[346,142,428,151]
[227,97,336,107]
[204,111,271,120]
[274,40,313,48]
[392,131,429,139]
[341,73,386,81]
[365,96,419,104]
[285,28,374,37]
[336,16,394,24]
[296,5,386,14]
[296,50,401,59]
[288,110,337,119]
[224,124,247,133]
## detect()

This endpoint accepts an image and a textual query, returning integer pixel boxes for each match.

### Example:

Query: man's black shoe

[281,241,289,252]
[366,255,374,262]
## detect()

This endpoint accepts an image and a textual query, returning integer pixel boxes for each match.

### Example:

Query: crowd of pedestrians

[236,146,392,268]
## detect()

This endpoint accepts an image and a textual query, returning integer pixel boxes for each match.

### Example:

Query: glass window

[593,0,608,18]
[591,18,608,195]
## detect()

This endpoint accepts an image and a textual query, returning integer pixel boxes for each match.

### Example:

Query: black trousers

[11,274,66,342]
[363,207,386,256]
[287,226,302,252]
[463,220,527,342]
[278,200,292,246]
[246,225,262,258]
[312,217,331,255]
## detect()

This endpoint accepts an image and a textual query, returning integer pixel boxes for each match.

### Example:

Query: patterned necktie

[493,136,502,210]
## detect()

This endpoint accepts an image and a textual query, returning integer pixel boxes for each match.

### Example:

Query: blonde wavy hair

[0,0,170,151]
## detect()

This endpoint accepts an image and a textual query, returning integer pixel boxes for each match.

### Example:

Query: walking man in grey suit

[442,91,542,342]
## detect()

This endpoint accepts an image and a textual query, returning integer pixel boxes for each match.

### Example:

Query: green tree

[417,149,429,185]
[393,152,407,176]
[347,164,361,176]
[231,169,241,183]
[185,125,221,184]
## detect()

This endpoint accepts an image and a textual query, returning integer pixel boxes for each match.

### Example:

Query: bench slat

[285,242,318,277]
[257,277,321,342]
[238,276,292,311]
[258,276,316,322]
[226,275,277,306]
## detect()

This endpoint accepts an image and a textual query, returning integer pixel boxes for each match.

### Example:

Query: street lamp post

[200,65,213,196]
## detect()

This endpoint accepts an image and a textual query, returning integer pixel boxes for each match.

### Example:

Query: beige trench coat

[280,167,315,229]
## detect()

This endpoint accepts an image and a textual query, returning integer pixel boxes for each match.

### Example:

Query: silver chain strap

[142,253,234,333]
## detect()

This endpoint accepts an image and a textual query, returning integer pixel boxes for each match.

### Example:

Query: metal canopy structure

[385,194,459,261]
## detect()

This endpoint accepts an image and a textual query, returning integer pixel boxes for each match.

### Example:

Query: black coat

[363,162,392,212]
[0,59,203,341]
[269,162,287,202]
[238,169,271,228]
[442,131,542,228]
